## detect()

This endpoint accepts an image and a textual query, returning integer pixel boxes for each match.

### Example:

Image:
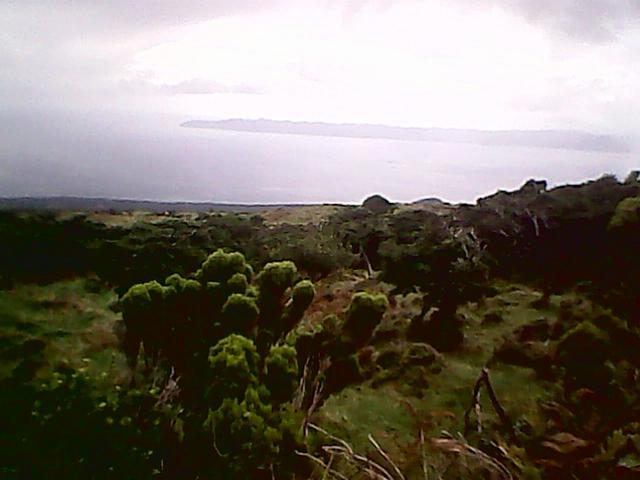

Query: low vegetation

[1,172,639,479]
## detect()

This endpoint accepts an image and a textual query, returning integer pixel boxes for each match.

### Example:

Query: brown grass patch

[81,321,119,354]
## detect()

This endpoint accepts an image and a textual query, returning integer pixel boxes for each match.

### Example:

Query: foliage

[198,249,249,284]
[227,272,249,294]
[206,334,260,406]
[282,280,316,331]
[0,368,167,479]
[116,251,318,477]
[609,196,640,230]
[204,387,302,479]
[256,261,304,347]
[342,291,389,348]
[3,174,640,479]
[262,225,355,279]
[221,294,259,337]
[264,343,299,405]
[556,321,613,392]
[408,305,465,352]
[202,337,302,478]
[256,260,297,295]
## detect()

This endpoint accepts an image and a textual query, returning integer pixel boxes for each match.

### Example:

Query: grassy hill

[1,173,639,479]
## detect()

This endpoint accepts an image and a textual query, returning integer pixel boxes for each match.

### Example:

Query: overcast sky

[2,0,640,135]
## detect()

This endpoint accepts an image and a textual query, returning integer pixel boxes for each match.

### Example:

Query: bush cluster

[120,249,317,477]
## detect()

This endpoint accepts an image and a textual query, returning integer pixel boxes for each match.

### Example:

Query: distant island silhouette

[181,118,629,153]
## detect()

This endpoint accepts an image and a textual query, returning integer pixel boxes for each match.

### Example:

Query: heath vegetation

[1,172,639,479]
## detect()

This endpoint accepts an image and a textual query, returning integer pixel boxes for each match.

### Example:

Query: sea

[1,110,637,205]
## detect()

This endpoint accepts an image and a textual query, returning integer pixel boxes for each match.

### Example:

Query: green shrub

[264,344,299,404]
[199,249,249,283]
[256,262,309,345]
[165,272,187,291]
[203,386,302,479]
[221,294,260,337]
[282,280,316,332]
[342,292,389,347]
[206,334,260,407]
[120,283,152,322]
[609,196,640,230]
[556,321,613,391]
[227,272,248,295]
[256,261,297,295]
[118,250,317,478]
[0,368,167,479]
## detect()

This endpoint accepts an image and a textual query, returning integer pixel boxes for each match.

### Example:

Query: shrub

[206,334,260,407]
[264,344,299,404]
[203,386,302,479]
[556,321,613,391]
[227,272,248,295]
[199,249,249,283]
[221,294,260,337]
[342,292,389,347]
[256,261,309,346]
[118,250,317,478]
[0,368,167,479]
[408,306,465,352]
[609,196,640,230]
[256,261,297,295]
[282,280,316,332]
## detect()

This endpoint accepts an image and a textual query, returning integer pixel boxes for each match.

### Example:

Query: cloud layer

[495,0,640,41]
[1,0,639,134]
[2,1,638,202]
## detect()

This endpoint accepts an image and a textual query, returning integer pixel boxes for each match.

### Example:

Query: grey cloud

[338,0,639,42]
[347,0,640,42]
[0,0,291,107]
[2,1,284,37]
[465,0,640,42]
[515,0,639,41]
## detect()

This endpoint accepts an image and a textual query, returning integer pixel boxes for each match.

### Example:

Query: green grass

[0,278,127,387]
[0,274,585,476]
[320,383,419,448]
[315,280,563,475]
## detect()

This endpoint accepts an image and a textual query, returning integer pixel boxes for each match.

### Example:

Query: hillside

[0,173,639,479]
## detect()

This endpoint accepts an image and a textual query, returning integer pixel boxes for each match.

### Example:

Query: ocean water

[1,111,637,204]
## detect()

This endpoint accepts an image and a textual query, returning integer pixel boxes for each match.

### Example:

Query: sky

[2,0,639,133]
[0,1,638,203]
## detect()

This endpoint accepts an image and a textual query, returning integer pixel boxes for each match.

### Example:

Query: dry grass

[261,205,345,226]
